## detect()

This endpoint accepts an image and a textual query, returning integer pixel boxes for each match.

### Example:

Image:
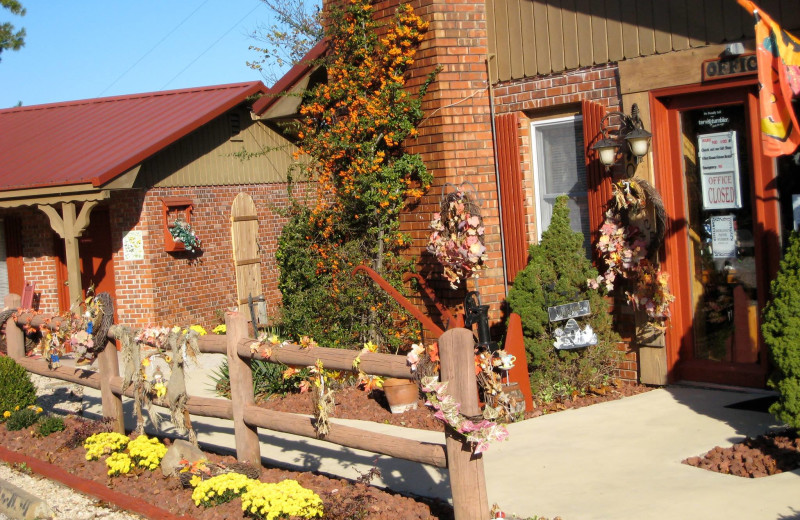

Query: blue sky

[1,0,276,108]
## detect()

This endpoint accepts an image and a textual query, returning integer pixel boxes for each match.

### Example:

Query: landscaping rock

[0,478,53,520]
[160,439,204,477]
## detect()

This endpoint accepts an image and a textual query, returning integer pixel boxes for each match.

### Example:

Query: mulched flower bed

[0,416,453,520]
[682,429,800,478]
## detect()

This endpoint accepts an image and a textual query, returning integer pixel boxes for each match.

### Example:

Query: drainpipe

[486,53,509,298]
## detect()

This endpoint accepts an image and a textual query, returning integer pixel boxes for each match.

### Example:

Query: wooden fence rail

[3,294,490,520]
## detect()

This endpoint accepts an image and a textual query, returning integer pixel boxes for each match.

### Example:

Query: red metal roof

[0,81,267,191]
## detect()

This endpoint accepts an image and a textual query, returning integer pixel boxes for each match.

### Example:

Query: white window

[531,115,590,252]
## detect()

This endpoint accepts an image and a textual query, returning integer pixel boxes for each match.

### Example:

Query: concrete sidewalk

[76,353,800,520]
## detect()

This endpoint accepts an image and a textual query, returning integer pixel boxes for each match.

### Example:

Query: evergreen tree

[762,230,800,431]
[507,195,621,401]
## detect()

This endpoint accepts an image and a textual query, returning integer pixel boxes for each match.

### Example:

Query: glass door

[680,105,760,365]
[655,83,779,387]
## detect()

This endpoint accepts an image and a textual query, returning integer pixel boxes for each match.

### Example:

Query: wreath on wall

[427,183,488,289]
[590,179,675,326]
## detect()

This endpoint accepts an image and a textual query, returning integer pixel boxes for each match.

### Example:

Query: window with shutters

[530,115,591,253]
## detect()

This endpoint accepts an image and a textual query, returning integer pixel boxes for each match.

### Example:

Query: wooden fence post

[226,311,261,464]
[98,339,125,433]
[3,294,23,360]
[439,328,490,520]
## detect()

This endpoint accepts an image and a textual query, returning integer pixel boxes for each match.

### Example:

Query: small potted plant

[169,218,201,253]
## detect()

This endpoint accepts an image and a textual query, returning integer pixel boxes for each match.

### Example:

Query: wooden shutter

[495,112,528,283]
[582,99,613,258]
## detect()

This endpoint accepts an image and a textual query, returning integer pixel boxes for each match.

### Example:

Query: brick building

[256,0,800,388]
[0,82,298,330]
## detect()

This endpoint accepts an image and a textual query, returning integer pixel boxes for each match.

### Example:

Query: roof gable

[0,81,267,192]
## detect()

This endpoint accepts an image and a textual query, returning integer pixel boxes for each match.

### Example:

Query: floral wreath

[427,183,488,289]
[590,179,675,325]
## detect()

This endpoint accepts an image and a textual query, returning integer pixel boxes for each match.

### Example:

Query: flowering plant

[192,472,256,507]
[240,479,324,519]
[428,188,488,289]
[84,432,130,460]
[421,376,509,454]
[170,219,201,253]
[127,435,167,470]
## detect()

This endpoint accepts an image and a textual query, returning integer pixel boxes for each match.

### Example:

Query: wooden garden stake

[98,339,124,433]
[439,328,490,520]
[226,311,261,464]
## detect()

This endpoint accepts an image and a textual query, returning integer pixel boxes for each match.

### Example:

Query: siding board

[575,0,594,67]
[547,0,566,72]
[590,1,609,64]
[781,0,800,30]
[606,0,625,61]
[562,0,580,69]
[485,0,800,83]
[652,0,673,53]
[670,0,690,50]
[507,0,525,78]
[620,0,640,58]
[494,0,512,81]
[534,1,551,74]
[704,0,725,44]
[687,1,707,47]
[486,0,499,83]
[520,0,538,76]
[636,0,655,56]
[723,0,743,40]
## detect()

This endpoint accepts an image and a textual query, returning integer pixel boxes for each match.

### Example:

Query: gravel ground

[0,373,143,520]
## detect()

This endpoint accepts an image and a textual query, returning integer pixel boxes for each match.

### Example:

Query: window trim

[530,114,585,241]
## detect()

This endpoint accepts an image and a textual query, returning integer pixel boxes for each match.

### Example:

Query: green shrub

[276,205,420,352]
[507,195,622,402]
[38,414,66,437]
[0,357,36,414]
[762,230,800,432]
[6,406,40,431]
[211,359,309,401]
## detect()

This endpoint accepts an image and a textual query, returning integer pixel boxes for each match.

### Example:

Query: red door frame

[650,78,779,387]
[55,207,117,314]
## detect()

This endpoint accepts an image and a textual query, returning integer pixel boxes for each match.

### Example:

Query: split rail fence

[2,293,490,520]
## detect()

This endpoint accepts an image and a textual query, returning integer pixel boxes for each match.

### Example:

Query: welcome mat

[724,395,778,413]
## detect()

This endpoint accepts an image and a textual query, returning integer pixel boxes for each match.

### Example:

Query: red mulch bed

[0,415,453,520]
[257,380,653,431]
[683,429,800,478]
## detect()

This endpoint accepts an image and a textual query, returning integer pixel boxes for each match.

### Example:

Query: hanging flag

[738,0,800,156]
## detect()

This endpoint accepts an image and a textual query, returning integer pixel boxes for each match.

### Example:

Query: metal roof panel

[0,81,267,191]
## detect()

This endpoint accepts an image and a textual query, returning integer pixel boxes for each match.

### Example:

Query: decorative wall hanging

[428,182,488,289]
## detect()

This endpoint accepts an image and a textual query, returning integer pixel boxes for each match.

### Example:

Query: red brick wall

[110,183,301,330]
[492,64,620,114]
[489,65,639,383]
[372,0,506,325]
[2,182,299,333]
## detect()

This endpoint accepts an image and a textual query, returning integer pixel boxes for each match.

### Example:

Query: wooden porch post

[3,294,23,360]
[226,311,261,464]
[439,328,490,520]
[38,201,98,311]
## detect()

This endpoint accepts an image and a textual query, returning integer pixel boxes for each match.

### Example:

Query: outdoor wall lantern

[591,103,652,173]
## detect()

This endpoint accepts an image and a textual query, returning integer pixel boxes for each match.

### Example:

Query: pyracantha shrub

[276,0,436,351]
[507,195,622,401]
[762,230,800,432]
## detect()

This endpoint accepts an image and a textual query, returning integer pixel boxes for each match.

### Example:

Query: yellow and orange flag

[738,0,800,156]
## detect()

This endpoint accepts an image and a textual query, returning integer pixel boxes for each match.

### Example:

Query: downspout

[486,53,509,298]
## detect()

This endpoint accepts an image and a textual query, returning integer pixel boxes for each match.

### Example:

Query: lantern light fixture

[591,103,652,173]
